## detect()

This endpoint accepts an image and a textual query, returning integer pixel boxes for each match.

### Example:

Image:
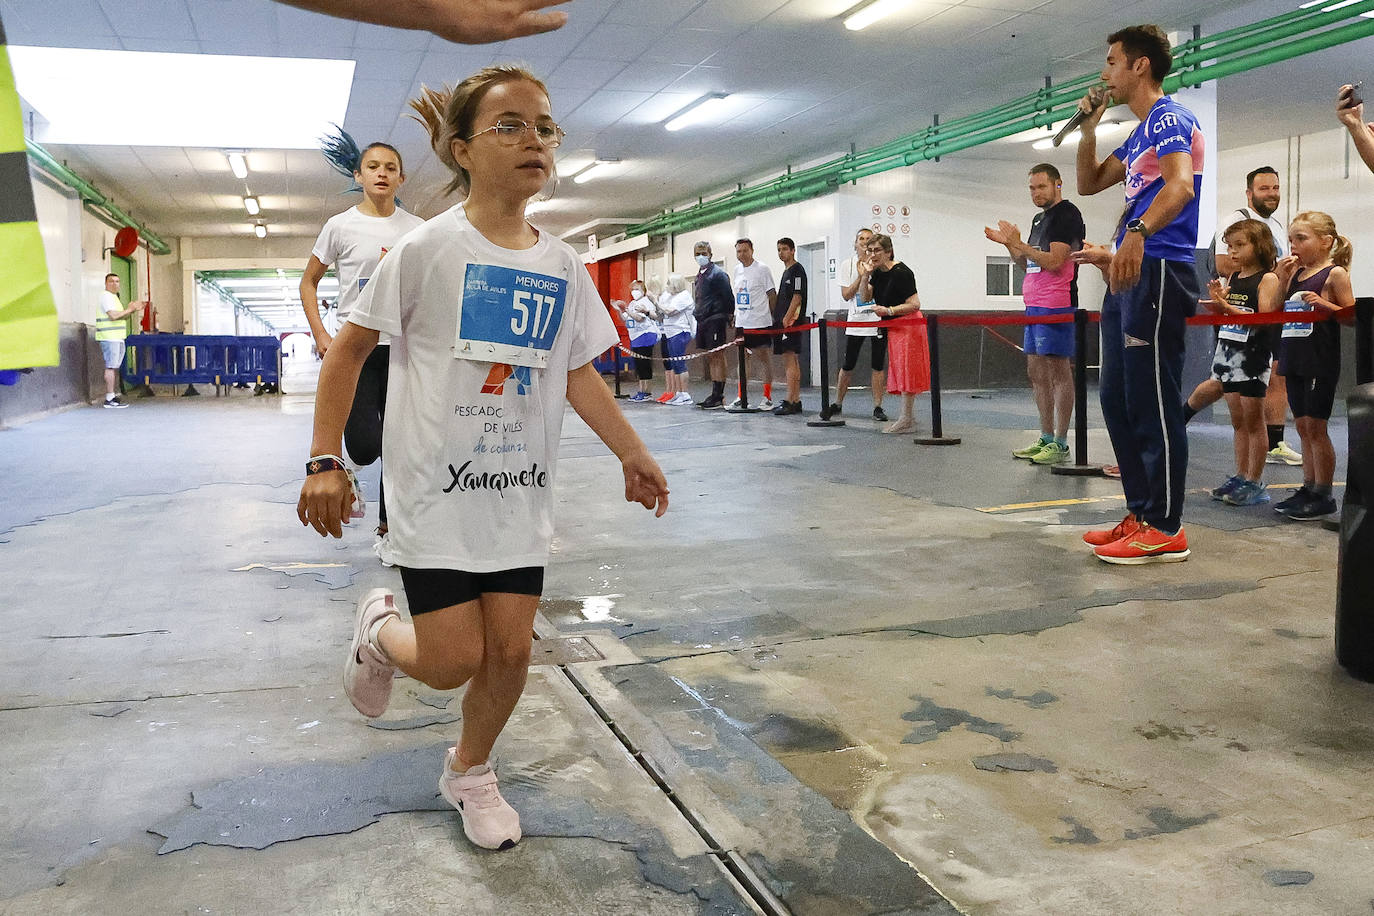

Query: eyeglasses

[466,118,566,148]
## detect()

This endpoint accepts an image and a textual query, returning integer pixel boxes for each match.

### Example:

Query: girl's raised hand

[1274,255,1300,283]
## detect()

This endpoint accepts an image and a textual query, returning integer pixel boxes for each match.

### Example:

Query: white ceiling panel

[12,0,1366,244]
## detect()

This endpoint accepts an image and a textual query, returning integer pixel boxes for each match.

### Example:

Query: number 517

[511,291,557,338]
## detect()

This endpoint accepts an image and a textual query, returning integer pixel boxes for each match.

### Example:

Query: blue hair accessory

[320,124,362,194]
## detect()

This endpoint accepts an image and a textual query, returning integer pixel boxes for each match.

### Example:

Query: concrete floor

[1,376,1368,916]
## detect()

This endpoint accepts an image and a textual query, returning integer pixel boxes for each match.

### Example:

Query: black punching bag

[1336,382,1374,680]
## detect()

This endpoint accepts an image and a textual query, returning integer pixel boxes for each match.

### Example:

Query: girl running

[1201,219,1282,507]
[1272,210,1354,520]
[300,141,423,553]
[298,65,670,851]
[657,274,695,404]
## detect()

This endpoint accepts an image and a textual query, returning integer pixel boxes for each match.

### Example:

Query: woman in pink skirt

[860,233,929,433]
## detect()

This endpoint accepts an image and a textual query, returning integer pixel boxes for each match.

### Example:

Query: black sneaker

[1273,487,1311,513]
[102,396,128,409]
[773,401,802,416]
[873,406,889,422]
[1281,493,1338,520]
[699,394,724,410]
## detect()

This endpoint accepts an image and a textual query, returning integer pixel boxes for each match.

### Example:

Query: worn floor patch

[1122,806,1219,840]
[1052,816,1101,845]
[901,696,1020,744]
[972,754,1057,773]
[1263,869,1315,886]
[364,713,460,731]
[148,741,745,913]
[986,687,1059,708]
[232,562,356,590]
[909,581,1262,639]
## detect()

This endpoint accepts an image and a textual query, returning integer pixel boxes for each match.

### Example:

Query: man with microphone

[1072,24,1204,565]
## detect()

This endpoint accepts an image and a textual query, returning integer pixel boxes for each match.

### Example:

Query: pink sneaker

[438,748,522,850]
[343,588,399,718]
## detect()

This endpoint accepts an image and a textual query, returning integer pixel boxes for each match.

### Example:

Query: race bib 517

[456,264,568,367]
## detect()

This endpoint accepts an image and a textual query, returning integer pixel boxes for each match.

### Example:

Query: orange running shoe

[1082,513,1139,548]
[1093,523,1190,565]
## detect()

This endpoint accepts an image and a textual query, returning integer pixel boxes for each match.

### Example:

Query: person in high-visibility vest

[0,10,58,371]
[94,272,144,409]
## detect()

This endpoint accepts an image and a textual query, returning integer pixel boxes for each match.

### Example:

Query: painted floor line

[977,495,1126,513]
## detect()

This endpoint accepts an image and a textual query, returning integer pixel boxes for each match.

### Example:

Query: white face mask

[695,254,711,267]
[630,289,643,300]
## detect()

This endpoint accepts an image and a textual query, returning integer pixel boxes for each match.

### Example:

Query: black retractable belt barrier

[726,334,760,413]
[1053,309,1104,477]
[1336,380,1374,682]
[808,317,845,428]
[913,314,960,446]
[1356,298,1373,386]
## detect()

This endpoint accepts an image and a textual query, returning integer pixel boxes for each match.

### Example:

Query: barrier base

[913,436,961,446]
[135,384,155,399]
[726,405,763,414]
[182,384,201,398]
[807,419,846,428]
[1052,464,1106,477]
[1323,517,1341,533]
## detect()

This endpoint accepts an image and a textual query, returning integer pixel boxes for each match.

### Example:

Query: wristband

[306,454,347,476]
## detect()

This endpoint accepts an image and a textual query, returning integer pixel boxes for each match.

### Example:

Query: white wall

[1219,126,1373,293]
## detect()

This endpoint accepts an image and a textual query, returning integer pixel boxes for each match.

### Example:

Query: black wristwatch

[1126,218,1150,238]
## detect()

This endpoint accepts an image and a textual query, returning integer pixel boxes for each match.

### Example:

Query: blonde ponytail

[1332,234,1353,270]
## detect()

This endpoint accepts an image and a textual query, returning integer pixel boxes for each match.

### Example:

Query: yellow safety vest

[95,314,127,342]
[0,11,58,369]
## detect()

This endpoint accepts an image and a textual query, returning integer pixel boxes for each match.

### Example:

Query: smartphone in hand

[1339,81,1364,109]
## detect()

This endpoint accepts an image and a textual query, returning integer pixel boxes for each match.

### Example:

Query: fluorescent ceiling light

[843,0,913,31]
[1030,121,1123,150]
[228,152,249,179]
[9,47,353,147]
[665,94,731,132]
[244,196,261,215]
[255,225,267,239]
[1297,0,1374,15]
[573,159,621,184]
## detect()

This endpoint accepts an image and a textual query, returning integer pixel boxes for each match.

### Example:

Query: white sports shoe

[438,748,521,850]
[672,392,693,405]
[759,398,774,410]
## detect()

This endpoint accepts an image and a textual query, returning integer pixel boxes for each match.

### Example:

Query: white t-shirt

[623,297,660,345]
[311,205,425,332]
[1214,207,1287,260]
[347,205,618,571]
[837,256,879,338]
[658,288,695,337]
[96,290,122,321]
[733,260,776,329]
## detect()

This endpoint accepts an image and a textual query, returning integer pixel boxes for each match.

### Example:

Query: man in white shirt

[730,238,777,409]
[93,272,145,409]
[1185,166,1300,465]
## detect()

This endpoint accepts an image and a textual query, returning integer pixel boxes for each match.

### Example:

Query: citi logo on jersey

[480,363,533,396]
[1152,112,1179,132]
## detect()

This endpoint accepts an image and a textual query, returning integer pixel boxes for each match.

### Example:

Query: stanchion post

[1355,297,1373,386]
[808,317,844,428]
[726,334,760,413]
[612,349,628,399]
[913,314,960,446]
[1053,308,1104,476]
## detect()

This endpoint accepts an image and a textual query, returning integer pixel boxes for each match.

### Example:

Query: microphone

[1052,86,1110,147]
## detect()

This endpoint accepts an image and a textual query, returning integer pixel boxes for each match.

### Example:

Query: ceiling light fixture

[664,93,731,132]
[254,224,267,239]
[244,196,260,215]
[843,0,914,31]
[228,152,249,179]
[573,158,621,184]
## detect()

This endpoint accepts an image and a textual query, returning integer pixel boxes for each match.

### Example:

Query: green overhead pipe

[25,139,172,256]
[628,5,1374,239]
[1172,17,1374,88]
